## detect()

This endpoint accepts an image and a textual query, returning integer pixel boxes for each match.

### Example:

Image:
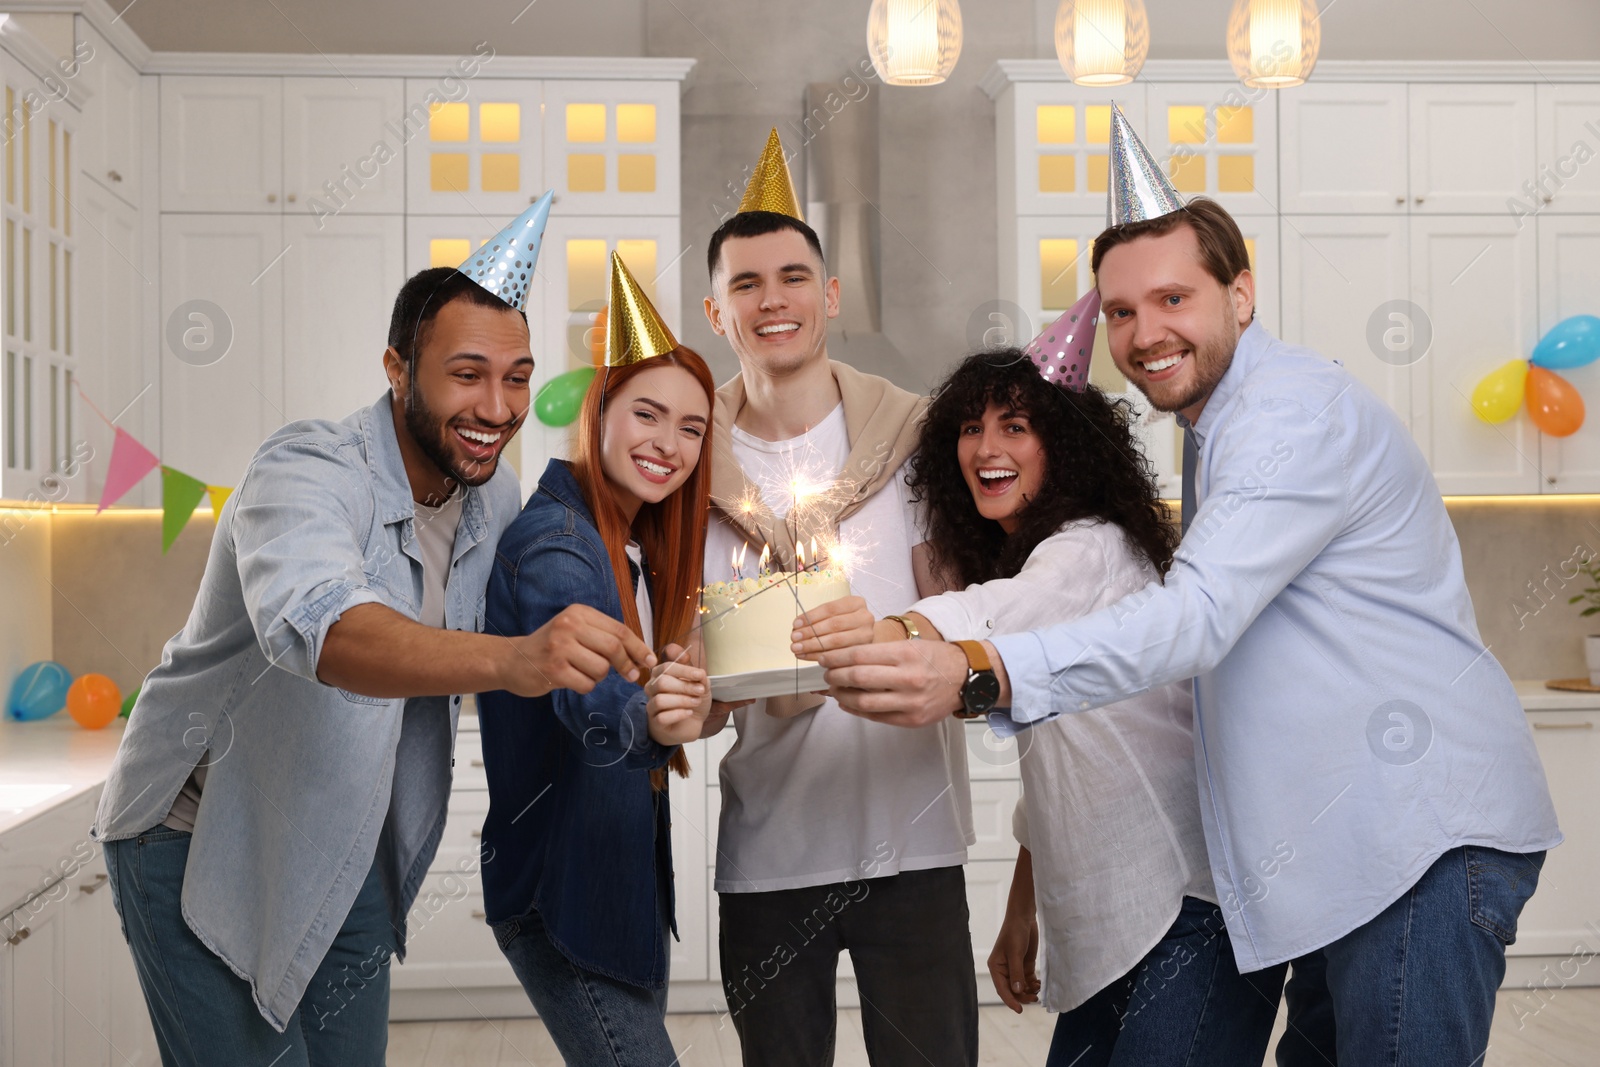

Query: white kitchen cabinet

[1514,707,1600,958]
[159,76,282,214]
[541,80,681,218]
[3,879,68,1067]
[73,172,149,508]
[158,212,284,488]
[62,857,112,1067]
[283,77,406,216]
[280,213,403,423]
[997,82,1142,219]
[403,79,544,218]
[1142,83,1279,218]
[1535,215,1600,493]
[1535,85,1600,214]
[1409,215,1542,495]
[1408,84,1536,214]
[1278,84,1409,214]
[73,20,141,209]
[1280,214,1412,427]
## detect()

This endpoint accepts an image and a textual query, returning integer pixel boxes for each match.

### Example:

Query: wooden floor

[388,987,1600,1066]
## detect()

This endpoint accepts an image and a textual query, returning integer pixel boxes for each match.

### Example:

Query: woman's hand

[645,643,712,747]
[988,910,1041,1013]
[790,596,877,660]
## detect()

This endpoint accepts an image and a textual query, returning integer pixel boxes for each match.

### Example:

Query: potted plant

[1570,553,1600,685]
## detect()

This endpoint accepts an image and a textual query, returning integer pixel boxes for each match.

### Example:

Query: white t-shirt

[625,542,653,641]
[704,403,973,893]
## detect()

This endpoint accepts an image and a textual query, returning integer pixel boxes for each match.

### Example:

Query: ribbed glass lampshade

[1227,0,1321,88]
[867,0,964,87]
[1054,0,1148,87]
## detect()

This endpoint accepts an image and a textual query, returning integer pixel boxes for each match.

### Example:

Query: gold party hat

[737,128,804,221]
[605,251,678,367]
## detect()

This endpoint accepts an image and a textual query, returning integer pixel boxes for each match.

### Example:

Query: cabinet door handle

[1395,196,1405,205]
[287,193,297,203]
[107,169,123,183]
[470,909,486,919]
[1414,196,1424,204]
[6,927,29,945]
[1533,720,1594,729]
[267,193,278,203]
[79,873,109,895]
[471,759,484,768]
[470,828,482,838]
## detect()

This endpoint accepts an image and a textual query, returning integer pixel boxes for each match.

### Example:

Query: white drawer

[452,730,488,790]
[433,790,490,873]
[965,720,1026,781]
[392,870,517,989]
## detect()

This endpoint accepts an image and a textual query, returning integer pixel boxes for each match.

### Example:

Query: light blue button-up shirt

[991,322,1560,971]
[92,394,520,1029]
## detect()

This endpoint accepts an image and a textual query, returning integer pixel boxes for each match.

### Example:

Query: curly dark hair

[909,349,1178,588]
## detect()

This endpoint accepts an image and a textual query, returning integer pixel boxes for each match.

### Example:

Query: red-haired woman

[477,344,718,1064]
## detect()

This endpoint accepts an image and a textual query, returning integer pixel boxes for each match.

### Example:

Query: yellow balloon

[1471,360,1528,424]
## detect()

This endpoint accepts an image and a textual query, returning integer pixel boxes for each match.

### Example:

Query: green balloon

[120,685,140,718]
[534,367,597,428]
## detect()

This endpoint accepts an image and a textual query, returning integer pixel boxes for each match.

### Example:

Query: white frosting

[701,567,852,676]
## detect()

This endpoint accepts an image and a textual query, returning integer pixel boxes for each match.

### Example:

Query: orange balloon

[589,305,609,367]
[1526,366,1586,437]
[67,673,122,730]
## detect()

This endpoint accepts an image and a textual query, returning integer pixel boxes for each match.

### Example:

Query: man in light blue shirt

[818,196,1560,1061]
[93,262,654,1066]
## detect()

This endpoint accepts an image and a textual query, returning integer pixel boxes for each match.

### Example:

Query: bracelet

[886,614,921,640]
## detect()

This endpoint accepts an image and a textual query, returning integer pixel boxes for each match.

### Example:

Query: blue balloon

[1531,314,1600,370]
[7,661,73,721]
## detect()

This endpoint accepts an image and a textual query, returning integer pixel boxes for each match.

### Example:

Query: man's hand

[988,910,1041,1012]
[501,604,656,698]
[817,639,970,727]
[645,642,712,746]
[790,596,875,660]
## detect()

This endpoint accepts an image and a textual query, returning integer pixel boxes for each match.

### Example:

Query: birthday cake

[701,566,852,676]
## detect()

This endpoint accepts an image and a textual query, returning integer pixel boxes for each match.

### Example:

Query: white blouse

[910,519,1215,1013]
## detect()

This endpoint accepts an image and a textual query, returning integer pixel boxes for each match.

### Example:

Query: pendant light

[867,0,964,87]
[1227,0,1321,88]
[1054,0,1149,87]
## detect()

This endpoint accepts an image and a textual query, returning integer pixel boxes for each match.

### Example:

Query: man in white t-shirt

[699,206,977,1065]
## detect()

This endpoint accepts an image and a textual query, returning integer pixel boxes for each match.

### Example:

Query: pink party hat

[1024,289,1101,392]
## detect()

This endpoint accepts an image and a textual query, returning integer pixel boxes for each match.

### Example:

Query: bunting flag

[97,427,161,512]
[160,466,208,552]
[206,485,234,516]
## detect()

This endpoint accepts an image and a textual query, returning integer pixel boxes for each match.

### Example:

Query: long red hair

[569,346,715,782]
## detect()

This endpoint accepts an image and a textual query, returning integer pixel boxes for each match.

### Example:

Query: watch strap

[954,639,991,673]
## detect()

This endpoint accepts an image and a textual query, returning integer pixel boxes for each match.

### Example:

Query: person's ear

[824,276,841,320]
[704,295,727,337]
[1230,270,1255,329]
[383,346,407,395]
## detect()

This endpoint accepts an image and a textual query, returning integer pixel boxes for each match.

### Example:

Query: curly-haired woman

[796,348,1281,1066]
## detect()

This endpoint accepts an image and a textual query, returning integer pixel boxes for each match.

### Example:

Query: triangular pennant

[97,427,161,512]
[206,485,234,516]
[161,466,209,552]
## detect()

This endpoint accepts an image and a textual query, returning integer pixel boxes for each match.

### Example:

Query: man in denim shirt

[93,266,654,1066]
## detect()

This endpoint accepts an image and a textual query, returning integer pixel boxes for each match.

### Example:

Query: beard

[403,379,501,488]
[1128,309,1240,414]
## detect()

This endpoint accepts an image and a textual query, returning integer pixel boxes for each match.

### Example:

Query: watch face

[962,671,1001,716]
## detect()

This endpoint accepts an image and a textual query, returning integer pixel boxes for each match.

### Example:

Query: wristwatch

[953,640,1000,720]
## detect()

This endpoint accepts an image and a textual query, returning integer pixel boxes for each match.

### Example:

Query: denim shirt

[92,394,520,1030]
[992,323,1561,970]
[477,458,677,989]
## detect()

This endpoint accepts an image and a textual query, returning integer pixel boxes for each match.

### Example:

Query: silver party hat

[1107,102,1185,228]
[456,190,553,312]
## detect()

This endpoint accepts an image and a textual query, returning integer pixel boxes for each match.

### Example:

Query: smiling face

[384,295,532,499]
[599,363,711,523]
[704,228,839,379]
[1097,223,1254,424]
[957,402,1048,535]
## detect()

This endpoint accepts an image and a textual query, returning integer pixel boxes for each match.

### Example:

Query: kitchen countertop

[1514,679,1600,712]
[0,713,127,838]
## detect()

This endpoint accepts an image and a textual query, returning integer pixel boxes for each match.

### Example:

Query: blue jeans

[1275,844,1545,1066]
[103,826,394,1067]
[1047,896,1282,1067]
[493,906,675,1067]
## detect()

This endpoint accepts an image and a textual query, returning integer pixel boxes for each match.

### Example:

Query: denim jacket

[92,394,520,1030]
[477,458,677,989]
